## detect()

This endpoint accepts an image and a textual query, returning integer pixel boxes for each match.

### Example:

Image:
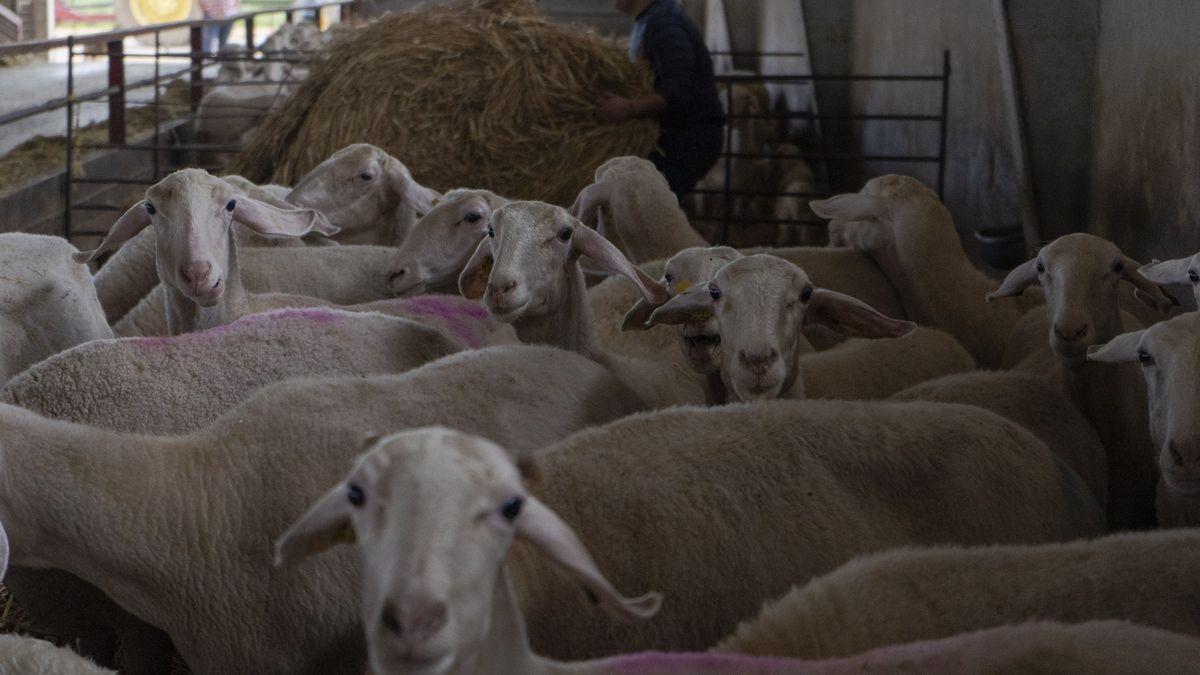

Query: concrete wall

[1091,0,1200,262]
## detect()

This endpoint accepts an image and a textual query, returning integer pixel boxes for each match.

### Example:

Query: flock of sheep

[3,53,1200,675]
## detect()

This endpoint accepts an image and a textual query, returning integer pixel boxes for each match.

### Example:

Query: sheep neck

[509,261,601,360]
[164,234,249,335]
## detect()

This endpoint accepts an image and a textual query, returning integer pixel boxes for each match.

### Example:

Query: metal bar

[709,51,807,57]
[688,188,830,198]
[720,79,734,245]
[64,36,75,241]
[720,152,941,162]
[0,97,73,126]
[71,177,161,185]
[152,51,311,63]
[106,39,126,145]
[714,73,945,83]
[724,112,942,122]
[937,49,951,199]
[285,9,294,23]
[190,26,203,111]
[244,15,255,50]
[0,1,354,55]
[153,30,161,180]
[687,216,825,226]
[76,143,245,151]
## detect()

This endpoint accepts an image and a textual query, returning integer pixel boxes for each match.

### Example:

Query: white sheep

[0,233,112,383]
[771,150,820,246]
[568,156,706,264]
[0,342,646,674]
[1139,253,1200,308]
[387,188,509,297]
[268,399,1101,669]
[987,233,1173,528]
[716,529,1200,661]
[75,169,342,335]
[810,174,1045,368]
[1088,312,1200,526]
[2,307,463,435]
[639,253,979,404]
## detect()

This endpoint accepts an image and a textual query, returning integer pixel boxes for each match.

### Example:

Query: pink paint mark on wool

[390,295,491,348]
[602,652,813,673]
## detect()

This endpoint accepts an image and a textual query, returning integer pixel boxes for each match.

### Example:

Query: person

[199,0,241,53]
[597,0,725,199]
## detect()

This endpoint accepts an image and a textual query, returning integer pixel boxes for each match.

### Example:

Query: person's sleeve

[643,19,699,118]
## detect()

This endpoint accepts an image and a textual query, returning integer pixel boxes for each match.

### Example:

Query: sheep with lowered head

[569,156,705,264]
[0,342,645,674]
[640,254,973,403]
[0,233,112,383]
[987,232,1173,529]
[271,400,1101,668]
[1088,312,1200,526]
[716,529,1200,661]
[388,188,509,297]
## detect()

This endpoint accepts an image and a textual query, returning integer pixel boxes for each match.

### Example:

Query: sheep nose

[489,279,518,296]
[383,596,448,641]
[380,600,402,636]
[738,348,779,375]
[1053,323,1088,343]
[180,262,215,292]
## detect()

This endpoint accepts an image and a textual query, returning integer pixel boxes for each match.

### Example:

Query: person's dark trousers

[649,123,724,200]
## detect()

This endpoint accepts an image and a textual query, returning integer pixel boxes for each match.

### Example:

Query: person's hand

[597,92,636,125]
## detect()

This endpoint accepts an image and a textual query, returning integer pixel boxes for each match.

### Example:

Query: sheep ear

[0,519,9,581]
[458,237,493,300]
[232,197,340,238]
[621,298,656,331]
[986,258,1040,301]
[571,222,669,306]
[644,284,714,328]
[1086,329,1146,363]
[73,200,153,264]
[515,496,661,623]
[1122,257,1179,313]
[803,288,915,339]
[809,193,886,221]
[1138,256,1194,285]
[385,157,441,215]
[273,484,355,567]
[569,182,607,229]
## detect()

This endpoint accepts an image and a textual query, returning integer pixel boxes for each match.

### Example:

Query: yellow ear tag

[675,280,693,293]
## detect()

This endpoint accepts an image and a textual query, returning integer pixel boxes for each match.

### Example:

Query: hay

[234,0,659,207]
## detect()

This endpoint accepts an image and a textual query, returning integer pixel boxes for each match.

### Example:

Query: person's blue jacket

[636,0,725,132]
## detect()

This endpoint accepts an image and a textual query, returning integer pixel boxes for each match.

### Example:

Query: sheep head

[1089,313,1200,498]
[74,169,335,307]
[1139,254,1200,307]
[644,254,915,402]
[287,144,441,245]
[388,190,508,297]
[810,174,952,262]
[274,428,660,674]
[988,233,1174,367]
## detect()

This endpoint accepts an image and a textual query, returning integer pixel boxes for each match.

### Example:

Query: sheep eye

[500,496,524,522]
[557,227,573,242]
[464,212,482,224]
[359,173,373,181]
[709,284,722,301]
[800,286,813,302]
[225,199,237,213]
[486,225,495,238]
[1035,261,1045,274]
[1137,349,1153,365]
[1189,271,1199,284]
[663,273,674,283]
[347,483,365,507]
[144,202,157,215]
[1112,261,1125,274]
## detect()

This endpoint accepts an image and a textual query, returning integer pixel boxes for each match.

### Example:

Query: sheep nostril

[381,601,402,635]
[1171,444,1186,467]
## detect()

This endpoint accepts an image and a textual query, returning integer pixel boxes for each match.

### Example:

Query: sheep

[639,253,980,404]
[0,233,112,383]
[715,529,1200,661]
[0,343,645,674]
[113,244,401,336]
[194,84,295,168]
[265,399,1099,668]
[568,156,706,264]
[987,233,1173,528]
[771,150,820,247]
[810,174,1045,368]
[284,143,442,247]
[457,200,707,408]
[92,146,438,322]
[0,635,117,675]
[387,188,509,297]
[1088,312,1200,526]
[74,169,344,335]
[1139,253,1200,308]
[2,307,465,435]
